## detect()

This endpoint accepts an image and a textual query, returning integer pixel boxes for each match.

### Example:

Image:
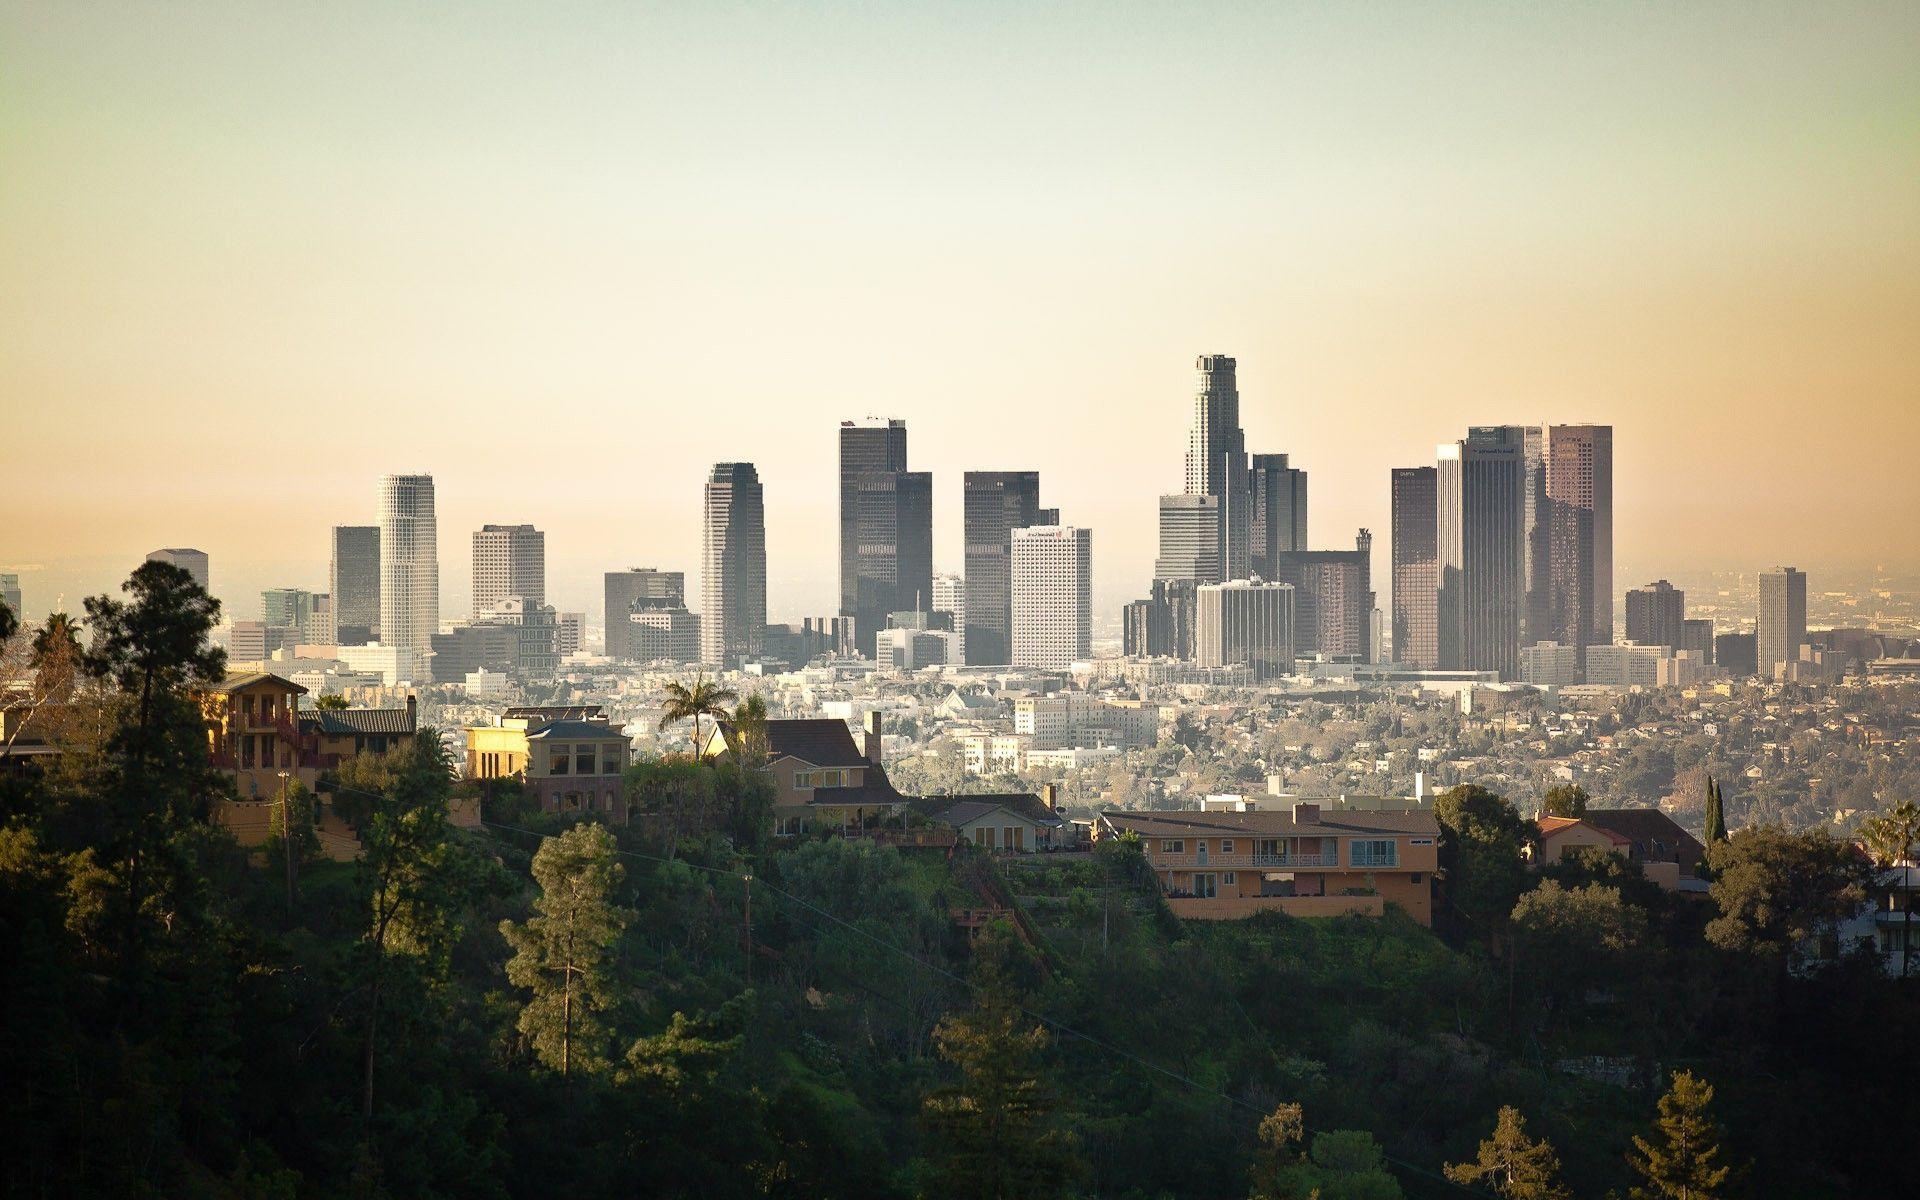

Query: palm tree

[1860,800,1920,976]
[726,693,770,766]
[657,674,738,764]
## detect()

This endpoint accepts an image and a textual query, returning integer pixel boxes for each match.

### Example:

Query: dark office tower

[471,523,545,617]
[702,463,766,667]
[1757,566,1808,680]
[1274,530,1375,661]
[1249,453,1308,580]
[1625,580,1686,648]
[604,568,687,659]
[1716,631,1759,678]
[839,418,931,657]
[1542,424,1614,649]
[1437,429,1525,678]
[330,525,381,646]
[963,471,1045,666]
[1185,355,1252,580]
[1391,467,1439,668]
[1123,587,1170,658]
[839,416,908,617]
[1521,426,1550,644]
[1682,618,1716,664]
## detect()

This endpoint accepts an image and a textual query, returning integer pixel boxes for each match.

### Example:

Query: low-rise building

[467,705,631,818]
[1097,805,1440,925]
[918,791,1068,852]
[704,712,911,837]
[1535,808,1707,890]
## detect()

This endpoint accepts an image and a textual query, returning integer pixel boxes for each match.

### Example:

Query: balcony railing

[1251,850,1341,869]
[1153,849,1343,870]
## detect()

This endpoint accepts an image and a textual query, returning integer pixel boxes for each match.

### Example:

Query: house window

[1222,872,1237,886]
[1350,839,1398,868]
[576,750,595,775]
[1220,839,1235,853]
[1192,873,1217,899]
[1159,839,1185,853]
[602,752,623,775]
[550,745,570,775]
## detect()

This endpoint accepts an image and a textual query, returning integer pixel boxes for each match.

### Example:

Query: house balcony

[1166,894,1386,921]
[1151,849,1342,871]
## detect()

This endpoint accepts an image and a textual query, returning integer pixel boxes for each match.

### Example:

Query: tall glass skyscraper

[471,523,545,617]
[962,471,1053,666]
[379,474,438,656]
[1437,430,1525,677]
[838,418,930,657]
[330,525,380,645]
[702,462,766,667]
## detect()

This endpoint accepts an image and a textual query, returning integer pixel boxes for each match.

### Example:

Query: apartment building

[1097,805,1439,924]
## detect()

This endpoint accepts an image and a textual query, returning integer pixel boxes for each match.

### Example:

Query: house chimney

[863,710,884,765]
[1042,783,1058,811]
[1293,802,1321,825]
[405,693,417,728]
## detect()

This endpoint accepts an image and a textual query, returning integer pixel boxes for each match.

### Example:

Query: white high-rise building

[702,463,766,667]
[379,474,439,656]
[932,572,965,662]
[1196,580,1295,680]
[471,523,545,617]
[1011,525,1091,670]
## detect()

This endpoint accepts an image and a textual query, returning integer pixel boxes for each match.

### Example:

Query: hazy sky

[4,2,1917,625]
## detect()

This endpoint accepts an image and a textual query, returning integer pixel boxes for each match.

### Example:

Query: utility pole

[742,873,754,987]
[277,769,295,917]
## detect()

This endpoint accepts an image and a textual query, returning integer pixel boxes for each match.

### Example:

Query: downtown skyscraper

[702,462,766,667]
[839,418,931,657]
[471,523,545,617]
[1169,354,1253,582]
[1390,466,1439,668]
[379,474,439,657]
[1757,566,1807,680]
[963,471,1056,666]
[1437,429,1525,677]
[1011,524,1091,670]
[329,525,380,646]
[1542,424,1615,650]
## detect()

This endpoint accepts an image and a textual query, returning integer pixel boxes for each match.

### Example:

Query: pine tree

[502,822,635,1076]
[1702,776,1728,846]
[1628,1070,1733,1200]
[1443,1106,1571,1200]
[919,968,1075,1200]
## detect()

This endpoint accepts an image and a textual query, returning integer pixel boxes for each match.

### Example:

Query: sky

[3,2,1918,627]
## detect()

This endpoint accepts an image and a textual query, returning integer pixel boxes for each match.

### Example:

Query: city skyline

[4,5,1918,624]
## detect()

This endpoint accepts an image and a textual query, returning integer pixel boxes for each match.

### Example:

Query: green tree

[1434,785,1536,941]
[314,692,350,710]
[1510,881,1646,1031]
[1539,784,1588,819]
[77,561,226,977]
[501,822,635,1076]
[1444,1106,1570,1199]
[1702,776,1728,846]
[1705,826,1873,963]
[1627,1070,1732,1200]
[658,673,739,762]
[919,966,1075,1200]
[1858,800,1920,976]
[1251,1102,1402,1200]
[347,732,464,1122]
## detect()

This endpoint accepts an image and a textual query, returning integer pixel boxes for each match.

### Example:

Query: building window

[1192,873,1217,898]
[1159,839,1185,853]
[1222,872,1237,886]
[576,750,595,775]
[550,745,569,775]
[1350,839,1398,868]
[1220,839,1235,854]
